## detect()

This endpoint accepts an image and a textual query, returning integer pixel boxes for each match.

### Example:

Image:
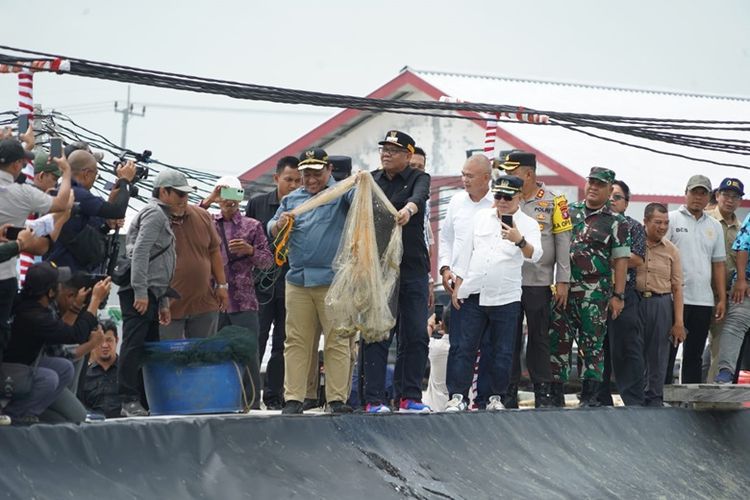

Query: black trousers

[117,289,160,403]
[0,277,18,363]
[600,288,645,406]
[666,304,713,384]
[257,290,286,405]
[510,286,553,385]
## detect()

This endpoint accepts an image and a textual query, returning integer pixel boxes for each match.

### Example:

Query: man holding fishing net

[269,148,356,415]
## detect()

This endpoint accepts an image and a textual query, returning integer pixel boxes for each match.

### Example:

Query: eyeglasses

[494,194,514,201]
[611,194,628,201]
[719,191,741,200]
[167,188,189,198]
[379,146,405,156]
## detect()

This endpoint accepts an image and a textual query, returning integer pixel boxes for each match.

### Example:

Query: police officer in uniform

[500,151,571,408]
[548,167,630,407]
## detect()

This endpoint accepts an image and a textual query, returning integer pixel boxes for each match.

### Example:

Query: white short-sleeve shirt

[667,206,726,307]
[0,170,53,279]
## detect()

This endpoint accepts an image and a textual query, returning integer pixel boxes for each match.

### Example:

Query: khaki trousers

[284,283,350,403]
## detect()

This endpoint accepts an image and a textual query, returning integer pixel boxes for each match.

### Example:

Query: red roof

[239,69,585,190]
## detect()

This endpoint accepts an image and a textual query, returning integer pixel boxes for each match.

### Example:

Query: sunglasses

[611,194,628,201]
[494,193,515,201]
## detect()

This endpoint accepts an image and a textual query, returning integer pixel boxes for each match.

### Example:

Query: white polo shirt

[0,169,53,280]
[454,207,542,306]
[667,205,726,307]
[438,190,494,272]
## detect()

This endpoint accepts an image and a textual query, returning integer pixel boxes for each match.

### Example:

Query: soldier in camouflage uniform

[548,167,631,407]
[500,151,572,408]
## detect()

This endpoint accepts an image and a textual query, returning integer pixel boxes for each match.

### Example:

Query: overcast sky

[2,0,748,179]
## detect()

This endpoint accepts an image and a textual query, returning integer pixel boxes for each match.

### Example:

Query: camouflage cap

[587,166,616,184]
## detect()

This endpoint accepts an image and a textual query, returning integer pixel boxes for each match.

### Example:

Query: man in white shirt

[437,154,493,407]
[447,175,542,411]
[0,138,72,367]
[666,174,726,384]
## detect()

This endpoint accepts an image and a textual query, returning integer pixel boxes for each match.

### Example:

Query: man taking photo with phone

[202,176,274,408]
[447,175,542,411]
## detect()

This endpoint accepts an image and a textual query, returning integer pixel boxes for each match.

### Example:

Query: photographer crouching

[45,147,137,273]
[2,263,110,424]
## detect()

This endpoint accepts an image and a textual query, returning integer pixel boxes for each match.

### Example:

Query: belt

[640,291,670,298]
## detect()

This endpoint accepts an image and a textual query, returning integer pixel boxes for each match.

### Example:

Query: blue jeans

[363,276,429,404]
[446,303,493,406]
[448,295,521,398]
[4,356,73,418]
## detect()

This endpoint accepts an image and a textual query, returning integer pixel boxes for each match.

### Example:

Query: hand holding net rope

[272,172,402,343]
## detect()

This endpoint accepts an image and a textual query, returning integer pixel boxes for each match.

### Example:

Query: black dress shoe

[328,401,353,414]
[578,380,603,408]
[302,398,320,411]
[264,399,284,411]
[534,382,554,408]
[502,383,519,409]
[281,400,304,414]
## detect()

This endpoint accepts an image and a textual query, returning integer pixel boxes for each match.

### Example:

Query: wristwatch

[216,283,229,290]
[612,292,625,301]
[515,237,527,249]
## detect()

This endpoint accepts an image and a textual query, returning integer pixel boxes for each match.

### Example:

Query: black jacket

[4,298,97,365]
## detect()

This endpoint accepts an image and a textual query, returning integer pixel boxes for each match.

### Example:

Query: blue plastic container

[143,339,244,416]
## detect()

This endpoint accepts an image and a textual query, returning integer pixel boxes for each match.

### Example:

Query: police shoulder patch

[552,194,573,234]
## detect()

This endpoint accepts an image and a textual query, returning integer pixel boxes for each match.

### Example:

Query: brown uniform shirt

[636,237,683,294]
[706,207,739,290]
[169,205,221,319]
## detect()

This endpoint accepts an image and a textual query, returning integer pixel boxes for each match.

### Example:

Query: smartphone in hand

[5,226,24,240]
[18,114,29,138]
[501,214,513,227]
[50,137,63,159]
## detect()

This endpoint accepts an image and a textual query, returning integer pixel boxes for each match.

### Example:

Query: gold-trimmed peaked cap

[500,151,536,171]
[298,147,330,170]
[491,175,523,196]
[378,130,416,154]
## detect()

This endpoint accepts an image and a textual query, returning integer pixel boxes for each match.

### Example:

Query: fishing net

[143,326,257,366]
[273,172,402,343]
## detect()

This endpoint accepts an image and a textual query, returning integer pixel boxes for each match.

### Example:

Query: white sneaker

[487,395,506,411]
[444,394,467,412]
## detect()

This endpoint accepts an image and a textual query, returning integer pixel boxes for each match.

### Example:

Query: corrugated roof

[410,68,750,196]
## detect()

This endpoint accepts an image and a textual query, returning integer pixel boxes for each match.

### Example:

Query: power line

[0,45,749,169]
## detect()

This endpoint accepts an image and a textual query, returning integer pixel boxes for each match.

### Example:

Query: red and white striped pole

[483,114,498,159]
[18,68,34,179]
[17,69,36,284]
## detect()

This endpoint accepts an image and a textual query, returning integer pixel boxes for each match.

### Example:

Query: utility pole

[114,85,145,148]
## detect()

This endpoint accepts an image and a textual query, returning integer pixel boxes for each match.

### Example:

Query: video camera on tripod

[113,149,152,198]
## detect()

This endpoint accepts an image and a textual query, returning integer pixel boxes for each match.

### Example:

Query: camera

[113,149,152,197]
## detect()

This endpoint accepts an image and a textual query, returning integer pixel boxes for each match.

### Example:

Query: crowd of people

[1,121,748,426]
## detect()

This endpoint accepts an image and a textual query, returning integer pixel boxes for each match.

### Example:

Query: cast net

[273,172,402,342]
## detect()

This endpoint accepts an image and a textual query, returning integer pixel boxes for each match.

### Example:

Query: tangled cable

[0,45,748,169]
